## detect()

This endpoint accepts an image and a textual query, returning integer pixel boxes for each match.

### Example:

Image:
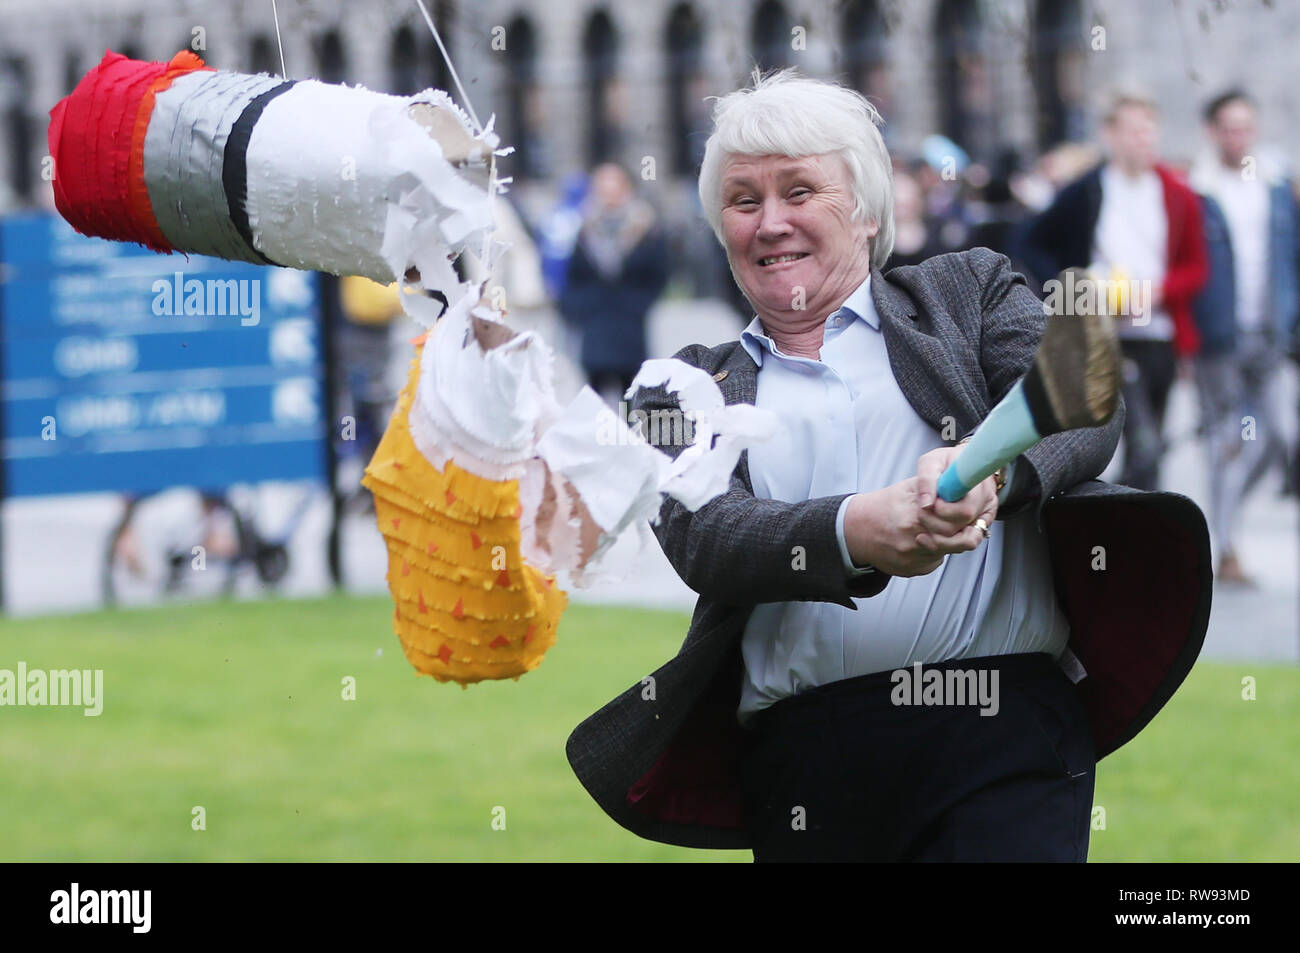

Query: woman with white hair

[566,70,1210,865]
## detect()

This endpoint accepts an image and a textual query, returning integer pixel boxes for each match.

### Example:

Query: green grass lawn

[0,594,1294,861]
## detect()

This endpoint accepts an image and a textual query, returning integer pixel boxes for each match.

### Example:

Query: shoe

[1216,552,1257,587]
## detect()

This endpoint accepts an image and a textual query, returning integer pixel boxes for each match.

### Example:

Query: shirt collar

[740,272,877,367]
[1102,162,1158,189]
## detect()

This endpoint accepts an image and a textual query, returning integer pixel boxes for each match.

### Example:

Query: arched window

[934,0,992,160]
[429,1,456,96]
[843,0,891,120]
[315,30,346,85]
[391,25,421,94]
[666,4,707,175]
[390,4,457,97]
[2,57,32,206]
[249,35,278,75]
[583,10,621,166]
[63,51,83,96]
[752,0,792,73]
[503,16,545,179]
[1032,0,1086,149]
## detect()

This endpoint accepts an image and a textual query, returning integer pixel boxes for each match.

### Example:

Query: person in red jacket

[1019,91,1209,490]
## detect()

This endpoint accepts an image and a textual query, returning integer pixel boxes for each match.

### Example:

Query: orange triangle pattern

[361,344,567,686]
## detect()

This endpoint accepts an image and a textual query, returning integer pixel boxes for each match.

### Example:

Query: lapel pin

[712,370,728,382]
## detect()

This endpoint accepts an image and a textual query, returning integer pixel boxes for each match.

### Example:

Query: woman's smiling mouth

[757,252,810,267]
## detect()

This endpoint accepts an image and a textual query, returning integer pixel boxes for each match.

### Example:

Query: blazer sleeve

[633,345,890,609]
[966,248,1126,527]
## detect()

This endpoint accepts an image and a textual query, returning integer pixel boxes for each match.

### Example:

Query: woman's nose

[755,197,793,239]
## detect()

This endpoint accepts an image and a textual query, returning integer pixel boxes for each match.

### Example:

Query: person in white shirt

[1019,93,1209,492]
[1189,90,1300,585]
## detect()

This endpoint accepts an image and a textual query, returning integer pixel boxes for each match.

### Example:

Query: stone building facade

[2,0,1295,220]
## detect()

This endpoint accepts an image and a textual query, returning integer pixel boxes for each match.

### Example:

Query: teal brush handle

[937,380,1041,502]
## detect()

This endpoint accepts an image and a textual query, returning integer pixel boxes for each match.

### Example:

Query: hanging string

[270,0,289,77]
[411,0,500,270]
[413,0,483,134]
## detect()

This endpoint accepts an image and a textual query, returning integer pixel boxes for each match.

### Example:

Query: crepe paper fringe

[389,563,563,656]
[127,51,213,252]
[366,355,522,521]
[49,50,211,253]
[376,516,515,589]
[368,440,522,525]
[363,341,567,685]
[382,545,549,622]
[393,596,562,687]
[364,352,522,529]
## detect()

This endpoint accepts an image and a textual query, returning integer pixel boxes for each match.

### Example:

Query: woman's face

[718,152,876,325]
[892,170,922,222]
[591,164,632,209]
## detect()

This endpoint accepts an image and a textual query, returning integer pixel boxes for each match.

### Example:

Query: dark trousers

[1118,339,1178,490]
[739,652,1095,862]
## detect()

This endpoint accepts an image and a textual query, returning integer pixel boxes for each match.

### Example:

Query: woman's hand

[843,446,998,577]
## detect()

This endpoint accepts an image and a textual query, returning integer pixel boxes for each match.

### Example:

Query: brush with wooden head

[936,267,1121,502]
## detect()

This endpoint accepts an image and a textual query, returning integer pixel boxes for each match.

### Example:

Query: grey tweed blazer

[565,247,1211,850]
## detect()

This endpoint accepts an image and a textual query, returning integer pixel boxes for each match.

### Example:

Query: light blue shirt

[736,274,1070,723]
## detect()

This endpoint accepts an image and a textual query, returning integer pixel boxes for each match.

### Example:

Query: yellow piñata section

[361,339,567,686]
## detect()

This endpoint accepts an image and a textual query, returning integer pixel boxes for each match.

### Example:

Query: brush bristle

[1034,270,1121,430]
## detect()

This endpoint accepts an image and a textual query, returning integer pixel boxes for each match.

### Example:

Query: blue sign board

[1,213,327,497]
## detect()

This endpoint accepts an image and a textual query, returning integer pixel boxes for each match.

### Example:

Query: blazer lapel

[717,341,758,404]
[872,268,985,436]
[716,342,759,490]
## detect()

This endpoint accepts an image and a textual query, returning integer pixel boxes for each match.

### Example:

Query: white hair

[698,68,895,270]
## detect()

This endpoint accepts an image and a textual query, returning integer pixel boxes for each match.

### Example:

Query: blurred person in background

[1019,91,1208,491]
[538,172,589,363]
[965,148,1033,266]
[557,162,670,407]
[884,166,943,268]
[1189,89,1300,584]
[1010,142,1103,216]
[538,172,590,301]
[338,275,402,510]
[912,137,974,254]
[462,196,587,399]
